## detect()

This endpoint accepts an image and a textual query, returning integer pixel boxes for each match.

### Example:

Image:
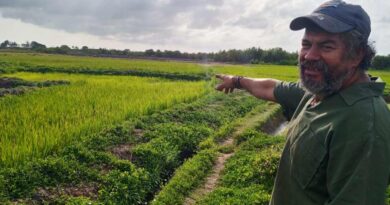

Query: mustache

[299,60,328,72]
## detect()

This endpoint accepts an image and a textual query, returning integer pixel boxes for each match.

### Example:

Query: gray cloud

[0,0,227,44]
[0,0,389,54]
[0,0,267,42]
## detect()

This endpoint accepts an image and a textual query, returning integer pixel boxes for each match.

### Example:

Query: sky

[0,0,389,55]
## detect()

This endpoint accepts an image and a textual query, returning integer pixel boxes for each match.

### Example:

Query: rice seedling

[0,72,207,166]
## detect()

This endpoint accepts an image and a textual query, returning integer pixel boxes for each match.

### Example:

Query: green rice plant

[0,72,207,167]
[130,92,264,188]
[213,64,299,82]
[387,186,390,205]
[151,149,218,205]
[219,132,285,193]
[0,156,99,199]
[151,101,276,205]
[53,196,101,205]
[219,147,282,192]
[92,92,265,204]
[196,132,284,205]
[370,70,390,96]
[196,185,270,205]
[98,168,151,205]
[0,90,271,203]
[0,52,210,80]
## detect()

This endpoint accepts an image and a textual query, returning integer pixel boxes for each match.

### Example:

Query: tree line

[1,40,389,70]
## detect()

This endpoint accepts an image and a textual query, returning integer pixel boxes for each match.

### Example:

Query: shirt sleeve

[273,81,305,120]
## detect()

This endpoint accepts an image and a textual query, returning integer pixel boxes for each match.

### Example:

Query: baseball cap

[290,0,371,40]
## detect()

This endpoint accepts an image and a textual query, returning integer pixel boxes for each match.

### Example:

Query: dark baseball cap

[290,0,371,40]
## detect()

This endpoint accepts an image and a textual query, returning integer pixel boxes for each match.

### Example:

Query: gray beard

[299,60,351,98]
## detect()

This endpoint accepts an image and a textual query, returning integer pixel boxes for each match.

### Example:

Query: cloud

[0,0,389,54]
[0,0,227,43]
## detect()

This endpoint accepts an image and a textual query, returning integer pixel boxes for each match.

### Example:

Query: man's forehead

[302,30,342,43]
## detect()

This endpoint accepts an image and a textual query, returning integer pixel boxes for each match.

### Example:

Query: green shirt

[271,79,390,205]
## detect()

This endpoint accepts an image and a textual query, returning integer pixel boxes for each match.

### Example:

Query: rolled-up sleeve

[273,81,305,120]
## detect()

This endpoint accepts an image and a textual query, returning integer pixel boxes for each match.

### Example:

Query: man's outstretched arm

[215,74,281,102]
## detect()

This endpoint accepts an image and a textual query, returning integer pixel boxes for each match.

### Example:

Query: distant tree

[120,49,130,56]
[0,39,304,65]
[172,50,181,58]
[21,41,31,48]
[372,55,390,70]
[98,48,109,55]
[60,45,71,50]
[8,41,18,48]
[145,49,155,56]
[0,40,10,48]
[155,49,163,57]
[30,41,46,50]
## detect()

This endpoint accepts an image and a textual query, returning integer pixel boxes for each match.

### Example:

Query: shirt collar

[339,77,386,106]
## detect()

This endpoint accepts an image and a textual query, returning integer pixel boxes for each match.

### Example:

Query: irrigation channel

[183,106,287,205]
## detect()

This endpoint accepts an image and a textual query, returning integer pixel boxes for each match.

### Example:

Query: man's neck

[340,70,370,90]
[313,70,370,102]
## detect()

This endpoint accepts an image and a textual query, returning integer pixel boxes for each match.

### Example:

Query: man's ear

[350,49,364,68]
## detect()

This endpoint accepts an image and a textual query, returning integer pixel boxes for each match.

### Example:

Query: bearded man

[216,0,390,204]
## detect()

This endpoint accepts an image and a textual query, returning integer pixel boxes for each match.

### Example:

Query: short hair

[339,30,376,71]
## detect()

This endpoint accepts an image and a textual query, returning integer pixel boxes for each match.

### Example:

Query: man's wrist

[232,76,244,89]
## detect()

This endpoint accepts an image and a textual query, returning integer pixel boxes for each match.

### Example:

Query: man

[216,0,390,204]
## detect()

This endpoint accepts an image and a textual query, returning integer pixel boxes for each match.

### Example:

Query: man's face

[298,30,357,97]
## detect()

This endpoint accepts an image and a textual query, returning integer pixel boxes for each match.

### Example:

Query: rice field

[0,52,389,204]
[0,52,209,75]
[0,53,389,167]
[0,72,207,166]
[212,64,299,82]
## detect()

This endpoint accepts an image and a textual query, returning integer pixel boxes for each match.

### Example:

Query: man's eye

[301,43,310,49]
[322,45,335,51]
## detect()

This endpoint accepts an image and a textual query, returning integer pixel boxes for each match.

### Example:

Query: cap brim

[290,13,354,33]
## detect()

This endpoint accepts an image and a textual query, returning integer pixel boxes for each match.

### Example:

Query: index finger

[215,74,224,79]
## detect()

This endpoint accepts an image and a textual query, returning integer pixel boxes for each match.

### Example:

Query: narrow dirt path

[183,106,279,205]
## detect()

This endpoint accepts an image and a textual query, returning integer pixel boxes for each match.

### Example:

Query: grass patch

[0,91,267,204]
[0,72,207,167]
[0,52,209,80]
[197,131,285,205]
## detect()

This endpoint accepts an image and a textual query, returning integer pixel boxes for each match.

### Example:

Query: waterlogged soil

[0,77,70,97]
[36,183,99,201]
[384,95,390,103]
[261,113,288,136]
[110,143,133,161]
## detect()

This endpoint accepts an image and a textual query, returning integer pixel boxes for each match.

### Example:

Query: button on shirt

[270,78,390,205]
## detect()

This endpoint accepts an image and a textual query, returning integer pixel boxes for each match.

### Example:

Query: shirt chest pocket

[290,126,327,189]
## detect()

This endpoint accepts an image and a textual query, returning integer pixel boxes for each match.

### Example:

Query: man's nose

[304,47,321,61]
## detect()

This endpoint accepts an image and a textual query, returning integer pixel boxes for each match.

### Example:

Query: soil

[133,128,144,138]
[110,143,133,161]
[37,183,99,199]
[0,77,70,98]
[23,183,100,204]
[184,106,285,204]
[0,77,22,88]
[184,152,233,205]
